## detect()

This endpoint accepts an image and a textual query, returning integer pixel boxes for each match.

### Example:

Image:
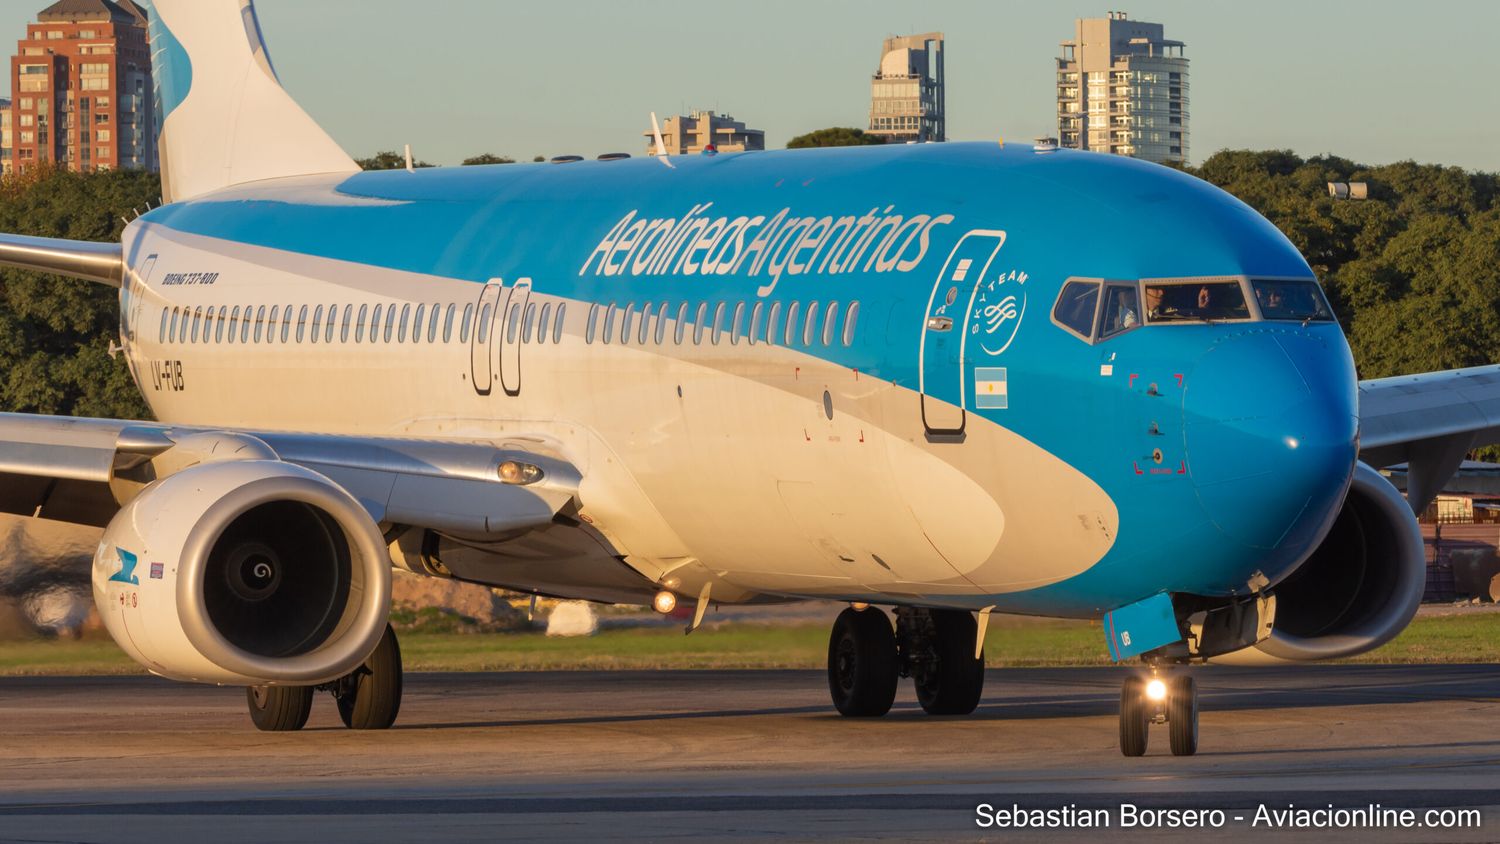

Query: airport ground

[3,665,1500,842]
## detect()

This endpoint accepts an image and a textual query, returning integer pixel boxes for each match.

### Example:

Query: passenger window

[427,303,440,343]
[730,302,744,345]
[159,308,168,344]
[190,306,202,343]
[240,307,252,344]
[1098,284,1141,338]
[784,301,800,345]
[340,305,352,343]
[505,301,521,344]
[1053,280,1101,340]
[255,305,267,343]
[226,306,238,344]
[654,302,668,344]
[311,305,323,343]
[586,304,599,344]
[398,304,411,343]
[474,303,490,344]
[168,307,179,344]
[443,303,456,343]
[822,301,839,346]
[536,303,550,344]
[803,302,820,346]
[553,304,566,343]
[638,304,651,345]
[412,304,426,343]
[748,302,763,345]
[603,304,616,344]
[694,303,709,344]
[294,305,307,343]
[620,304,634,345]
[216,306,228,343]
[843,302,860,346]
[767,301,782,346]
[674,303,688,344]
[459,303,473,343]
[179,308,190,344]
[709,302,725,345]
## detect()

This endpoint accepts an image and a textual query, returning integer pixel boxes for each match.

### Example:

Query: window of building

[842,302,860,346]
[784,301,801,345]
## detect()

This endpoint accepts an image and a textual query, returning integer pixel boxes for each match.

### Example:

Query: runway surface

[4,665,1500,841]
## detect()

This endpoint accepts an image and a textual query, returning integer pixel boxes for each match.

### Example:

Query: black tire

[335,624,403,730]
[246,684,313,732]
[827,607,898,717]
[1119,676,1149,757]
[915,609,985,715]
[1168,675,1199,757]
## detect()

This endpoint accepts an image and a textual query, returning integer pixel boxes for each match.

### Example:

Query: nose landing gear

[1119,670,1198,757]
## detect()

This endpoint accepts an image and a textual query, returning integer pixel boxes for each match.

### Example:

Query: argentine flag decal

[974,367,1008,409]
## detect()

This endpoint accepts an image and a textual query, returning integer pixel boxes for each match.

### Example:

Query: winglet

[650,112,675,170]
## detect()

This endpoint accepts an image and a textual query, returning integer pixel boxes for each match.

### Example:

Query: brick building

[7,0,156,174]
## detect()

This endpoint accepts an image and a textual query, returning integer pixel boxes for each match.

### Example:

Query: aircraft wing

[1357,364,1500,512]
[0,412,581,535]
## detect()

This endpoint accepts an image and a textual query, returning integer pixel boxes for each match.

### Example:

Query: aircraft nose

[1183,331,1357,554]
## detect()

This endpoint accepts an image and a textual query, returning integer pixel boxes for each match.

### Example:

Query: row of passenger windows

[582,300,859,348]
[157,301,529,346]
[156,298,862,349]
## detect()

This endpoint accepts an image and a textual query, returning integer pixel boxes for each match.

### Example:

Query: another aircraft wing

[1357,365,1500,512]
[0,412,581,534]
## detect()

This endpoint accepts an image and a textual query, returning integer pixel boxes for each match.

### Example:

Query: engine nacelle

[91,459,390,685]
[1223,460,1426,664]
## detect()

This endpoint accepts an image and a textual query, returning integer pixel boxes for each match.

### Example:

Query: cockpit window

[1252,279,1335,322]
[1144,281,1250,323]
[1098,284,1140,338]
[1052,280,1100,339]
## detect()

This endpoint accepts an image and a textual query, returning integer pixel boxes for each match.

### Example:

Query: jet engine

[1227,460,1427,663]
[91,459,390,685]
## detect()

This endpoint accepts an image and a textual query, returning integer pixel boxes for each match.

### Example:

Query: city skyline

[0,0,1494,171]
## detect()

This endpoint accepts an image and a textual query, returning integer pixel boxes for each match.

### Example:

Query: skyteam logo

[976,269,1029,356]
[109,547,141,585]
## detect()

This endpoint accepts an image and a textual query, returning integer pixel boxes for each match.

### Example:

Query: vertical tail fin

[144,0,358,203]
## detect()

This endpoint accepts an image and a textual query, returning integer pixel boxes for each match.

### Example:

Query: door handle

[927,316,953,332]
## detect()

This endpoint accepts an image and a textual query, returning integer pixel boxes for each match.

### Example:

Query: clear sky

[2,0,1496,171]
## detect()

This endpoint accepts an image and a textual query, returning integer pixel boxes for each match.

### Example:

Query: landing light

[1145,678,1167,701]
[653,590,678,614]
[1285,437,1300,450]
[497,460,544,485]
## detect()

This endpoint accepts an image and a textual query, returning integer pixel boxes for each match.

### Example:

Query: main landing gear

[1119,671,1197,757]
[826,606,985,717]
[246,623,404,732]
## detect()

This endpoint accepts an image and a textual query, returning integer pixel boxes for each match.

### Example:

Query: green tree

[786,127,885,149]
[0,166,160,419]
[356,150,435,170]
[462,153,515,166]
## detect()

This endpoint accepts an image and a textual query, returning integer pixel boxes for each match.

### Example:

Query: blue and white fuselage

[117,141,1358,619]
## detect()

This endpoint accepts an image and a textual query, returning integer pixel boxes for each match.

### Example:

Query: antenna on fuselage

[650,112,675,170]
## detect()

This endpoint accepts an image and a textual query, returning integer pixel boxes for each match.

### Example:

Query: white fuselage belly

[122,225,1118,610]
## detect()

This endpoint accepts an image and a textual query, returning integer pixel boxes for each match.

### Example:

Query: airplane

[1,0,1497,757]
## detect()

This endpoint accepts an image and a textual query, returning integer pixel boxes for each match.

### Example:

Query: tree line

[0,150,1495,435]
